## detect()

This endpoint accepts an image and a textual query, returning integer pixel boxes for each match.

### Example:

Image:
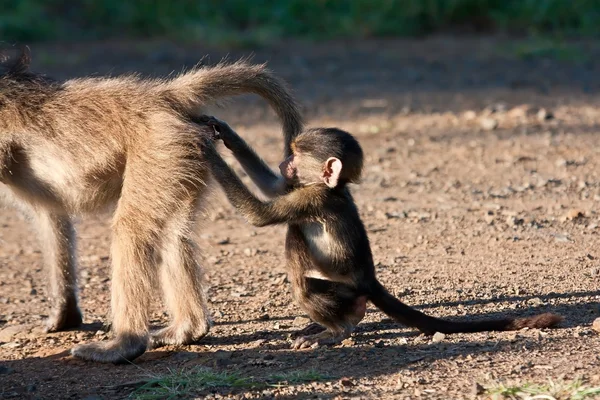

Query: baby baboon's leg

[35,211,82,332]
[292,279,366,349]
[150,201,211,348]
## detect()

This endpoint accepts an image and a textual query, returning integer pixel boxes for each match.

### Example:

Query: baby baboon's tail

[369,281,562,335]
[161,59,303,156]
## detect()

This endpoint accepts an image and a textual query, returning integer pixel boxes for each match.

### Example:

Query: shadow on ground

[1,291,596,399]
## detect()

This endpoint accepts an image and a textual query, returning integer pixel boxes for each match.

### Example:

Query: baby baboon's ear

[322,157,342,188]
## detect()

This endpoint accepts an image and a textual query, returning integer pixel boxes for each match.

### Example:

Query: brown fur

[200,117,562,349]
[0,46,303,363]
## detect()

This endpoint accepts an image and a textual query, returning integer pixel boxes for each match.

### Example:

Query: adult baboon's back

[0,47,303,363]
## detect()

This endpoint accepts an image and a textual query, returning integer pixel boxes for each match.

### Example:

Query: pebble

[484,211,495,225]
[292,316,311,327]
[562,209,584,221]
[217,237,230,245]
[592,317,600,333]
[243,248,258,257]
[432,332,446,343]
[463,110,477,120]
[340,377,355,387]
[472,382,486,396]
[527,297,544,307]
[537,108,553,122]
[506,216,524,227]
[480,118,498,131]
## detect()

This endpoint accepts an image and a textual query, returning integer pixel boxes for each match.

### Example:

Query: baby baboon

[199,116,562,349]
[0,46,303,363]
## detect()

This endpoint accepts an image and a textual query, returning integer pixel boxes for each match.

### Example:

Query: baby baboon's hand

[197,115,236,150]
[195,115,221,141]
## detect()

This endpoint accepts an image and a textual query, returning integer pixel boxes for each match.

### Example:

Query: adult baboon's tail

[369,281,563,335]
[161,59,303,156]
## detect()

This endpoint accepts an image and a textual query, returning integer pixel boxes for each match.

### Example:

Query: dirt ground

[2,36,600,399]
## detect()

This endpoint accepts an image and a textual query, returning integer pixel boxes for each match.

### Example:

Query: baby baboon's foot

[149,321,211,349]
[290,322,326,338]
[71,335,147,364]
[292,330,347,350]
[44,303,83,333]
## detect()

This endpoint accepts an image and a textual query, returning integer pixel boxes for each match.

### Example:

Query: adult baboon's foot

[149,320,211,349]
[44,301,83,333]
[71,334,147,364]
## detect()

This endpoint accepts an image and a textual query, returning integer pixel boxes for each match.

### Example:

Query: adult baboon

[0,46,303,363]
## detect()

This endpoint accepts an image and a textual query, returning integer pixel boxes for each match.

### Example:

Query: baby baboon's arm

[203,142,321,227]
[197,116,287,198]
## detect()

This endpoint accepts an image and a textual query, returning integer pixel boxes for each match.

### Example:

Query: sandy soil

[2,36,600,399]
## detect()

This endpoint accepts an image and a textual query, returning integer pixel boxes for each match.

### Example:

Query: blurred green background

[2,0,600,44]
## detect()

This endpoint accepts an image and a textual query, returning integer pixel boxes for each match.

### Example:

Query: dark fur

[200,116,562,348]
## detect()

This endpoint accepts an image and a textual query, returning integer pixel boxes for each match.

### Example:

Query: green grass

[499,37,589,63]
[485,378,600,400]
[2,0,600,44]
[129,367,331,400]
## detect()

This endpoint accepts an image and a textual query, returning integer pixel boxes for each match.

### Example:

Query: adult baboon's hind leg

[71,212,157,364]
[70,150,170,364]
[35,211,82,332]
[150,199,211,348]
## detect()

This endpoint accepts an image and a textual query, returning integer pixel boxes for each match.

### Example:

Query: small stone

[508,105,530,119]
[556,158,568,167]
[506,216,524,227]
[527,297,544,307]
[592,317,600,333]
[216,237,230,245]
[432,332,446,343]
[292,316,311,327]
[243,248,258,257]
[463,110,477,120]
[258,313,270,321]
[341,338,355,346]
[562,209,584,222]
[484,211,495,225]
[480,118,498,131]
[537,108,553,122]
[340,377,355,387]
[472,382,486,396]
